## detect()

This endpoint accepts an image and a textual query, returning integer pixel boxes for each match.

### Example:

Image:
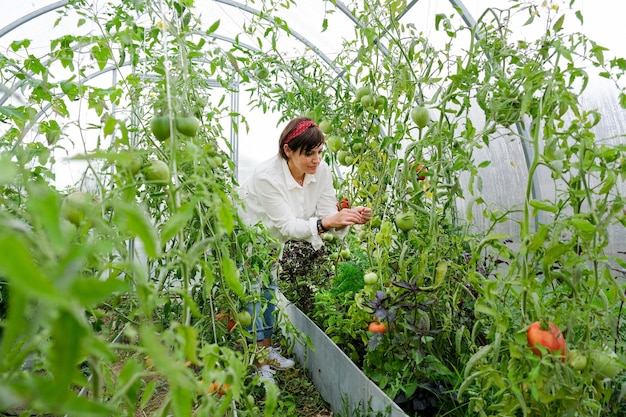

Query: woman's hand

[324,206,372,229]
[353,206,372,224]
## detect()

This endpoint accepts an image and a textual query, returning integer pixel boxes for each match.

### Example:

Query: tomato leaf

[0,235,63,305]
[114,203,160,258]
[49,310,85,393]
[70,276,129,307]
[222,257,245,299]
[161,202,195,246]
[175,325,200,364]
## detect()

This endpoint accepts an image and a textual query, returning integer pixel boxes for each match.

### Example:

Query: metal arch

[0,0,68,39]
[213,0,345,78]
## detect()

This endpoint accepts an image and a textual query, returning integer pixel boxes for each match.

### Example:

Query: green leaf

[114,358,143,404]
[49,310,86,394]
[161,203,195,247]
[570,217,596,233]
[0,289,29,371]
[217,203,235,234]
[171,385,193,417]
[113,203,160,258]
[222,257,245,299]
[620,93,626,110]
[529,199,558,213]
[552,14,565,32]
[0,153,18,185]
[103,115,117,136]
[176,325,199,364]
[207,20,220,34]
[0,235,63,305]
[464,344,492,379]
[70,276,129,307]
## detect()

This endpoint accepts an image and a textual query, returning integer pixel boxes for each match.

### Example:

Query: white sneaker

[256,364,276,384]
[267,347,295,370]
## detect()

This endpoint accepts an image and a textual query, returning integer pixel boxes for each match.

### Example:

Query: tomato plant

[527,321,566,360]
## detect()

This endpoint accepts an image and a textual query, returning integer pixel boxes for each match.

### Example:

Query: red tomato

[527,321,566,361]
[368,321,387,333]
[336,197,350,210]
[415,164,428,180]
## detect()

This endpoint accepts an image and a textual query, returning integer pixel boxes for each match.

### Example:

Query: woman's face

[285,143,324,175]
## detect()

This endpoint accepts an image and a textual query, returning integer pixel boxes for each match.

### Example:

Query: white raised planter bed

[277,293,408,417]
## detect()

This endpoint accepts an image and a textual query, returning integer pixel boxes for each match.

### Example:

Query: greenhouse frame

[2,0,626,416]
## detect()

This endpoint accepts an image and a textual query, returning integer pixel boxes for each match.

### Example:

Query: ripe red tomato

[336,197,350,210]
[527,321,566,361]
[368,321,387,333]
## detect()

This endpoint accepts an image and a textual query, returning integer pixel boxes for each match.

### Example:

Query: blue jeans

[246,262,278,341]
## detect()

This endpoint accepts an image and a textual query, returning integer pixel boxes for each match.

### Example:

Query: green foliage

[331,261,364,297]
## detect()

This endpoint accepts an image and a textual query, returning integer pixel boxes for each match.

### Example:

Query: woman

[238,116,372,384]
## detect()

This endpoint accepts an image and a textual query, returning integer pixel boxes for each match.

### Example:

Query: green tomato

[337,150,350,166]
[150,115,171,142]
[591,350,623,379]
[255,66,269,80]
[363,272,378,285]
[355,86,371,101]
[360,94,374,108]
[410,106,430,129]
[394,211,416,232]
[61,191,93,226]
[236,311,253,327]
[319,120,333,134]
[340,248,351,259]
[175,115,200,137]
[116,152,143,175]
[375,95,387,110]
[566,350,588,371]
[327,135,343,152]
[144,159,170,185]
[322,233,337,242]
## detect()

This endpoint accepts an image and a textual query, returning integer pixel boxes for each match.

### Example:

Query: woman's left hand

[353,206,372,224]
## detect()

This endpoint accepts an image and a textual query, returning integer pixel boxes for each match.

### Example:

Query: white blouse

[237,155,346,250]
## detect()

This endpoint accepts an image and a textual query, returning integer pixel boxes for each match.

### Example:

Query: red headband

[285,120,318,144]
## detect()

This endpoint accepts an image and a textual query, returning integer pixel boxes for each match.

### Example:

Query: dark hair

[278,116,325,160]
